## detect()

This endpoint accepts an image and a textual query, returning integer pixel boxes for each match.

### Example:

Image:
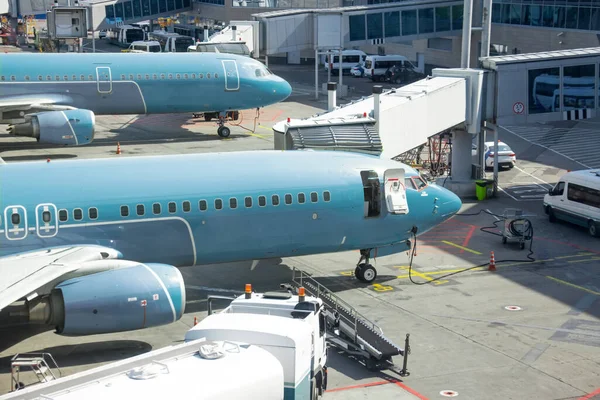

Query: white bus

[532,74,594,112]
[188,41,251,57]
[147,30,196,53]
[363,55,419,81]
[324,50,367,75]
[550,86,595,112]
[106,25,146,47]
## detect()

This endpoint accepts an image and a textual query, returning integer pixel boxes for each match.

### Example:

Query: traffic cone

[116,142,121,155]
[488,251,497,271]
[193,316,198,326]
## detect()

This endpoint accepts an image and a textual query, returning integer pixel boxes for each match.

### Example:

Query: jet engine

[7,109,95,146]
[26,262,186,335]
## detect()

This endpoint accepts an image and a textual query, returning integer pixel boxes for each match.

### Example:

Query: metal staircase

[10,353,62,392]
[289,268,410,376]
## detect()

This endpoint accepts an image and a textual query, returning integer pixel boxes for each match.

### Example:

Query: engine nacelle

[7,109,95,146]
[29,262,185,335]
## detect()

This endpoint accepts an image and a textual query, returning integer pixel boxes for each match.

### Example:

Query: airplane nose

[273,77,292,102]
[441,188,462,218]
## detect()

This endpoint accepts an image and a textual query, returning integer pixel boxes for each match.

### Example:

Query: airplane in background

[0,52,291,142]
[0,150,461,337]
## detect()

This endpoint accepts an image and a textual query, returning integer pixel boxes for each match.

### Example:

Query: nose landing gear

[355,249,377,283]
[216,114,231,138]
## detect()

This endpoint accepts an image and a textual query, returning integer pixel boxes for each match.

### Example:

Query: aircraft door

[384,169,409,215]
[3,205,28,240]
[96,66,112,94]
[221,60,240,91]
[35,203,58,238]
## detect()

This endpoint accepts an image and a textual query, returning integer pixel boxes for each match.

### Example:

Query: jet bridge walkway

[287,268,411,376]
[274,72,472,160]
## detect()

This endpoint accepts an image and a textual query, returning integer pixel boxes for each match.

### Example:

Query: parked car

[350,64,365,77]
[472,141,516,169]
[98,30,107,39]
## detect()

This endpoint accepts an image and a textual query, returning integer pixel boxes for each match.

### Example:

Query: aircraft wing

[0,94,75,113]
[0,245,122,312]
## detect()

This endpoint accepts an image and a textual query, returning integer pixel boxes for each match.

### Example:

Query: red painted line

[460,225,477,254]
[326,379,429,399]
[537,237,600,255]
[393,381,430,400]
[325,380,394,392]
[579,388,600,400]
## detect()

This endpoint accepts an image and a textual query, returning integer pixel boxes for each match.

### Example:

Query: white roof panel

[482,47,600,69]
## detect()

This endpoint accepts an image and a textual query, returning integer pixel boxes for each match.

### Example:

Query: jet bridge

[274,71,475,161]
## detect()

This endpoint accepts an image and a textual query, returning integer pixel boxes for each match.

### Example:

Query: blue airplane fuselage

[0,151,461,267]
[0,52,292,117]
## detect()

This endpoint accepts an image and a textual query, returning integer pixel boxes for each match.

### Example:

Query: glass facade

[492,1,600,31]
[105,0,191,22]
[349,5,462,42]
[527,64,598,115]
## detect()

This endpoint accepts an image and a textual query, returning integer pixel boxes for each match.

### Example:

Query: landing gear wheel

[217,126,231,138]
[356,263,377,283]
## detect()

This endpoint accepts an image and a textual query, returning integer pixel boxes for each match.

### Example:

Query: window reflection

[563,64,595,111]
[528,67,560,114]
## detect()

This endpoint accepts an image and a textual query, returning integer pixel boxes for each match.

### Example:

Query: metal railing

[10,352,62,392]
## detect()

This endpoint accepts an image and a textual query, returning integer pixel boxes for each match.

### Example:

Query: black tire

[589,221,599,237]
[311,378,319,400]
[218,126,231,138]
[358,264,377,283]
[355,265,365,282]
[204,114,213,122]
[548,207,556,223]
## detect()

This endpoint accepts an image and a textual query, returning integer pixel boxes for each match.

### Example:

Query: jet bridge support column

[451,127,472,182]
[328,82,337,111]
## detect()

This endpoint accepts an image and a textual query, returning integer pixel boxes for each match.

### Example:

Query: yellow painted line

[440,240,482,255]
[546,276,600,296]
[257,125,273,131]
[396,266,448,284]
[555,254,592,259]
[567,257,600,264]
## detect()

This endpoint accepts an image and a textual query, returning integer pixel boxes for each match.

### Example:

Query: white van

[324,50,367,75]
[126,40,162,53]
[364,55,418,81]
[543,169,600,237]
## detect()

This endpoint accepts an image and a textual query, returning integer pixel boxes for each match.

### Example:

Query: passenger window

[310,192,318,203]
[199,73,204,79]
[168,202,177,213]
[230,198,238,209]
[245,196,252,208]
[137,74,141,79]
[176,74,181,79]
[168,73,173,79]
[258,196,266,207]
[191,73,196,79]
[323,191,331,202]
[207,73,211,79]
[215,199,223,210]
[272,195,280,206]
[38,75,43,81]
[199,200,207,211]
[137,204,145,216]
[153,203,161,214]
[63,75,68,81]
[88,74,93,80]
[145,74,150,80]
[214,73,218,79]
[183,201,191,212]
[11,213,20,225]
[42,211,51,223]
[129,74,134,80]
[58,209,68,222]
[73,209,83,220]
[121,205,129,217]
[285,194,292,205]
[298,193,306,204]
[25,75,30,81]
[89,207,98,219]
[121,74,126,80]
[46,75,51,80]
[0,76,5,81]
[160,73,165,80]
[184,73,188,79]
[153,74,158,80]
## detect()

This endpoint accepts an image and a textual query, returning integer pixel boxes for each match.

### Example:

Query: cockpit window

[255,66,271,77]
[412,176,428,190]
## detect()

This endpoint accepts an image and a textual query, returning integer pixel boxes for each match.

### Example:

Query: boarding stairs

[10,353,61,392]
[288,268,410,376]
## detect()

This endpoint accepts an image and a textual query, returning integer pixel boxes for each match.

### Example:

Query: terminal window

[419,8,434,34]
[564,64,595,111]
[528,67,559,114]
[492,3,600,31]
